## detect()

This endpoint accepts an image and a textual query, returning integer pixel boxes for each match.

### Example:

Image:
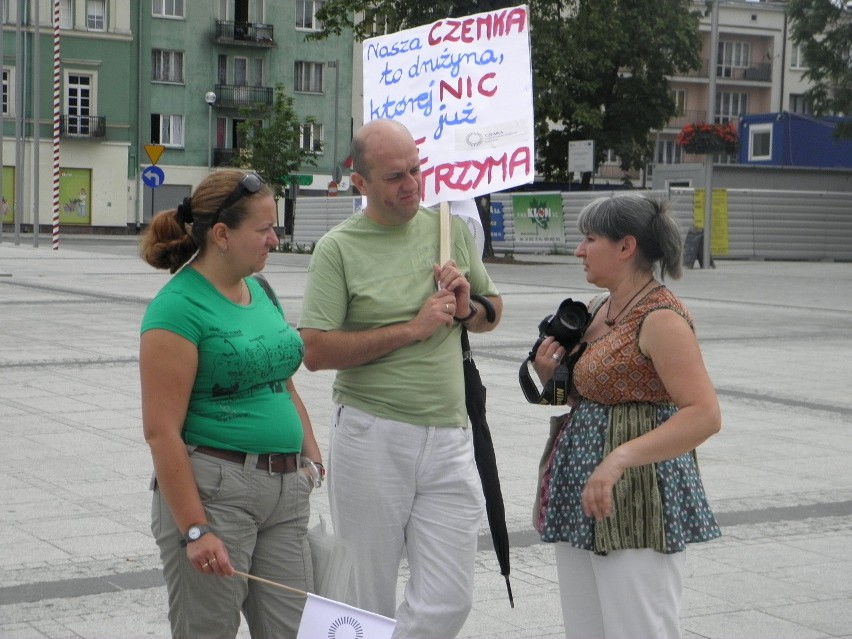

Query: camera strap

[518,343,587,405]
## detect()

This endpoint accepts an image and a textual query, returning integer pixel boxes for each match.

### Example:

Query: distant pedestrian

[298,119,503,639]
[532,193,721,639]
[139,169,323,638]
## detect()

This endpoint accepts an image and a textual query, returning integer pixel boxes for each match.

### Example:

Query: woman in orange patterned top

[532,193,721,639]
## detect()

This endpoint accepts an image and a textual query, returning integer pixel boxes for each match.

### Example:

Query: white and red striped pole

[51,0,61,250]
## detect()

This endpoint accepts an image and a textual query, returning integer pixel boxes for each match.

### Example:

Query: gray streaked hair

[577,193,683,280]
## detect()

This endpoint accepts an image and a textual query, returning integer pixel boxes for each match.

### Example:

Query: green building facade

[2,0,352,232]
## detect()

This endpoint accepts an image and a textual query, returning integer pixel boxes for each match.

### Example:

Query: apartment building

[138,0,353,226]
[1,0,136,232]
[597,0,820,184]
[1,0,353,232]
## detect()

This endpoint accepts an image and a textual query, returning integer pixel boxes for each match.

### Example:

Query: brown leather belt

[194,446,299,474]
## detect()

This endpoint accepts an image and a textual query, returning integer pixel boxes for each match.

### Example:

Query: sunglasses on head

[212,172,264,222]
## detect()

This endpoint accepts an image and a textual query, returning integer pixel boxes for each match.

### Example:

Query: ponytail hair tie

[175,197,194,226]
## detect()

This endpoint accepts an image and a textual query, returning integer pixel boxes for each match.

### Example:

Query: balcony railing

[60,115,106,138]
[214,20,275,46]
[665,110,707,130]
[213,148,247,167]
[669,60,772,82]
[718,62,772,82]
[214,84,273,109]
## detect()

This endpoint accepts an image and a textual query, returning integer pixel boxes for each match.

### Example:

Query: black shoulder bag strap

[252,273,283,316]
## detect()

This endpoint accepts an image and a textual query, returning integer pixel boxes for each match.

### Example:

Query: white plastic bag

[307,516,356,604]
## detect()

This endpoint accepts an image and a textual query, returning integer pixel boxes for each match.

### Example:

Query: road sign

[145,144,166,165]
[142,165,165,188]
[283,174,313,186]
[568,140,595,174]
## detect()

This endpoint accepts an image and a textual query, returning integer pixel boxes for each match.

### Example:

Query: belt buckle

[266,453,283,476]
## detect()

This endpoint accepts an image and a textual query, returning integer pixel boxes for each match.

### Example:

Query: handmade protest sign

[362,5,534,206]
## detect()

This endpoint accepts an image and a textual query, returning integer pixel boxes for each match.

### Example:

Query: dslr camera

[520,298,591,405]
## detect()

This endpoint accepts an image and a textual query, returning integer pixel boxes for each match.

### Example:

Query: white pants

[555,543,685,639]
[328,404,485,639]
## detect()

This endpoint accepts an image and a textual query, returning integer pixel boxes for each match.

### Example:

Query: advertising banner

[511,193,564,243]
[59,168,92,225]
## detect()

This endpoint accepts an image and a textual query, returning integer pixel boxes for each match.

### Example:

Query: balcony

[60,115,106,139]
[213,148,246,167]
[213,20,275,47]
[665,110,707,130]
[718,62,772,82]
[214,84,273,109]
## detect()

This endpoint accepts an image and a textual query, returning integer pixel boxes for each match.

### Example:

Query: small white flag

[449,199,486,257]
[297,592,396,639]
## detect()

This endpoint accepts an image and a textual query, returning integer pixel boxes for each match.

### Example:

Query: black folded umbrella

[463,295,513,608]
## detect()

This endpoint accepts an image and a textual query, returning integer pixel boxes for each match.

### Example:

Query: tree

[313,0,701,189]
[235,84,320,239]
[532,0,701,186]
[788,0,852,139]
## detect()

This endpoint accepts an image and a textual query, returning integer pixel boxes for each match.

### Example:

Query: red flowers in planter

[676,122,739,154]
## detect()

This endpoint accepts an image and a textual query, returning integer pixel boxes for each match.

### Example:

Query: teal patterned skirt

[540,399,721,554]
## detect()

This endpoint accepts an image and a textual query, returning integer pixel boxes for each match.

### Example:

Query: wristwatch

[180,524,211,547]
[454,302,478,323]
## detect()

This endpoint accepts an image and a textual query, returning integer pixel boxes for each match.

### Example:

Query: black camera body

[520,298,591,405]
[528,298,591,360]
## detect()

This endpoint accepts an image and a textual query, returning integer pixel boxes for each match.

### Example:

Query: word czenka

[428,8,527,45]
[420,146,532,195]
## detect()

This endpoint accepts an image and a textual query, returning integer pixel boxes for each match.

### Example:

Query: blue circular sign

[142,165,166,188]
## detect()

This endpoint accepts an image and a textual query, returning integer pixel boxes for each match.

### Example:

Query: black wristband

[454,302,477,323]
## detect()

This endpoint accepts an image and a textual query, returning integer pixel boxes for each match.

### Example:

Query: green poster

[511,193,564,243]
[59,168,92,225]
[1,166,14,223]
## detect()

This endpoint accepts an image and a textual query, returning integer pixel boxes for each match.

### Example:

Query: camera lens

[557,308,585,331]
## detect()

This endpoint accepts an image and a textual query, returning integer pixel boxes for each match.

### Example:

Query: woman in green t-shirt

[139,169,323,638]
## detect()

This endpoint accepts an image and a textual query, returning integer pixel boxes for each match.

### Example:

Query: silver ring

[201,562,209,568]
[444,303,450,313]
[209,557,217,563]
[551,353,561,361]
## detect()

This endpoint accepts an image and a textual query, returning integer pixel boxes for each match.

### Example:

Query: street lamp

[327,61,341,185]
[205,91,217,171]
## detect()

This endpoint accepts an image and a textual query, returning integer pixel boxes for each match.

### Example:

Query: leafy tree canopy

[235,84,320,197]
[311,0,701,185]
[788,0,852,139]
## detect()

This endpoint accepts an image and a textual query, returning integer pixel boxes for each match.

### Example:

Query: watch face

[188,526,202,540]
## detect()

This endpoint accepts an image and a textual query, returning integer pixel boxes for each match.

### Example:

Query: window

[300,123,323,153]
[789,93,812,115]
[655,139,683,165]
[717,41,750,78]
[217,55,228,85]
[66,72,95,135]
[715,92,748,124]
[86,0,105,30]
[296,0,323,30]
[251,58,264,88]
[152,0,184,18]
[152,50,184,83]
[748,123,772,161]
[294,62,323,93]
[790,43,807,69]
[59,0,73,28]
[1,68,9,115]
[673,89,686,116]
[151,114,184,147]
[234,58,248,86]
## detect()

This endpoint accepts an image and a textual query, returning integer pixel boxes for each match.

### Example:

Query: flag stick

[233,570,307,597]
[439,201,451,265]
